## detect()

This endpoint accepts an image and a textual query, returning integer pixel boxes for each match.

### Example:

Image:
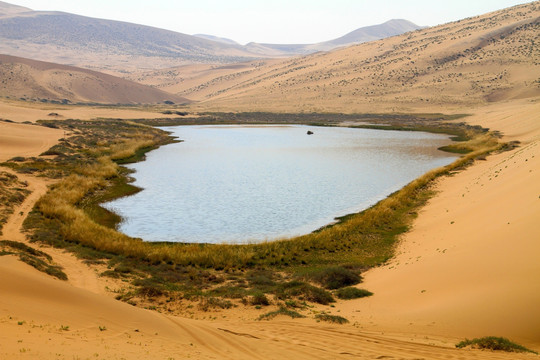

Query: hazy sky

[9,0,531,44]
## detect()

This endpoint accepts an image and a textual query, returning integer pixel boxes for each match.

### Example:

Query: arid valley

[0,1,539,359]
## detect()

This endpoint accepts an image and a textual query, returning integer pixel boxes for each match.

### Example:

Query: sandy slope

[1,256,535,360]
[338,99,540,348]
[172,2,540,113]
[0,121,63,162]
[0,54,188,105]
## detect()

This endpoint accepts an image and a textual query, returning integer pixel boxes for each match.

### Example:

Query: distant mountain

[0,1,423,75]
[194,34,240,46]
[0,54,189,104]
[318,19,424,50]
[0,3,266,74]
[245,19,423,55]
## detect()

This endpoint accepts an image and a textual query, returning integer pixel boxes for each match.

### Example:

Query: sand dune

[0,121,63,162]
[335,99,540,348]
[1,255,534,359]
[165,2,540,112]
[0,54,188,105]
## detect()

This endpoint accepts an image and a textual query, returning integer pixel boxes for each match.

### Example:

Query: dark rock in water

[307,130,314,135]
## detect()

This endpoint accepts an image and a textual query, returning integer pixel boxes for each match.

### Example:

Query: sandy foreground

[0,98,539,359]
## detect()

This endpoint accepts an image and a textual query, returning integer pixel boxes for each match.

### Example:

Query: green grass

[335,287,373,299]
[305,266,362,289]
[275,281,335,305]
[198,297,234,311]
[456,337,537,354]
[250,292,271,306]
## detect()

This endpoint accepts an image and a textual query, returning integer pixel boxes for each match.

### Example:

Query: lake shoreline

[106,124,458,244]
[98,113,482,246]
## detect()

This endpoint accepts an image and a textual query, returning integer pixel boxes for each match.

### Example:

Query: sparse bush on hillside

[335,287,373,299]
[307,266,362,290]
[456,337,537,354]
[258,307,305,320]
[315,313,349,324]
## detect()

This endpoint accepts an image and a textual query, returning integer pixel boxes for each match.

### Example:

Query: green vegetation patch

[305,266,362,289]
[335,287,373,299]
[258,306,306,320]
[456,337,538,354]
[314,313,349,324]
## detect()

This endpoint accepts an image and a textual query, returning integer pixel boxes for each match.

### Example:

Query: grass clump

[258,306,306,320]
[456,337,537,354]
[315,313,349,324]
[198,297,234,311]
[306,266,362,289]
[335,287,373,299]
[250,292,271,306]
[276,281,334,305]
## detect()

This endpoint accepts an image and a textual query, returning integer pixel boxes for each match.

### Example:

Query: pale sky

[8,0,532,44]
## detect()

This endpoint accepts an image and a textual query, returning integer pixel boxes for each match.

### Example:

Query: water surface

[104,125,456,243]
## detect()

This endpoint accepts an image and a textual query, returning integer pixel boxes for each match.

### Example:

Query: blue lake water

[103,125,456,243]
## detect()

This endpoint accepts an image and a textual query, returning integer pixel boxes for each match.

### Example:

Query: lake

[103,125,456,243]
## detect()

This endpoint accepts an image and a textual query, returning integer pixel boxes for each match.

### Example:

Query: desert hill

[0,54,188,104]
[245,19,423,55]
[0,1,421,76]
[0,2,266,74]
[171,1,539,112]
[194,34,241,46]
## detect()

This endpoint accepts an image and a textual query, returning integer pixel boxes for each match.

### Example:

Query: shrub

[315,314,349,324]
[308,266,362,289]
[335,287,373,299]
[258,307,305,320]
[198,297,233,311]
[456,337,537,354]
[250,292,270,306]
[137,285,165,298]
[247,270,276,288]
[276,281,334,305]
